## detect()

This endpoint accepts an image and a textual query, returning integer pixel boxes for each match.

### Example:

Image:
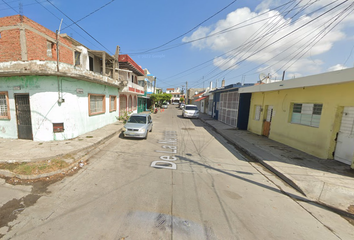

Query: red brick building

[0,15,74,64]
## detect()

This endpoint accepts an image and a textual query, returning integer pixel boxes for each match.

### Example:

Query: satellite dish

[259,73,267,81]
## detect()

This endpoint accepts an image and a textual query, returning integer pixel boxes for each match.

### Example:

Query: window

[254,105,261,121]
[74,51,81,66]
[0,91,10,119]
[291,103,322,127]
[47,41,53,57]
[109,95,117,112]
[89,94,105,116]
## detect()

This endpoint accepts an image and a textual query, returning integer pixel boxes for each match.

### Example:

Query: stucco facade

[240,68,354,168]
[0,75,119,141]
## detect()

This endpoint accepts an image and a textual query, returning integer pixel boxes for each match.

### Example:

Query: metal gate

[15,94,33,140]
[334,106,354,165]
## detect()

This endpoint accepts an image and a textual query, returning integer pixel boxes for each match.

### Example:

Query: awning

[195,96,207,102]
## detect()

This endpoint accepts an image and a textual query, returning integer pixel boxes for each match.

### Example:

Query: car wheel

[150,126,153,132]
[144,131,148,139]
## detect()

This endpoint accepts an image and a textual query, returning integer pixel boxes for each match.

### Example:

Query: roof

[210,83,254,94]
[195,96,207,102]
[193,91,205,98]
[239,68,354,93]
[118,54,144,76]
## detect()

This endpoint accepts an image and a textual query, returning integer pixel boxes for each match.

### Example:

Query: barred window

[0,92,10,119]
[74,51,81,66]
[109,95,117,112]
[291,103,322,127]
[254,105,261,121]
[89,94,105,116]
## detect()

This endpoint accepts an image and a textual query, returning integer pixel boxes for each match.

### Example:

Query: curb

[199,117,306,196]
[0,129,122,180]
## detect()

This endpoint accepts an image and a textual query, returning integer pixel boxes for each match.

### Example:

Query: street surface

[2,106,354,240]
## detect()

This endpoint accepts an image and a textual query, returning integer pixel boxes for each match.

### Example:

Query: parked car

[182,105,199,118]
[179,103,185,109]
[122,113,153,139]
[161,104,168,109]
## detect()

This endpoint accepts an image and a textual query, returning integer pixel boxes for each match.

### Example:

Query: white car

[122,113,153,139]
[182,105,199,118]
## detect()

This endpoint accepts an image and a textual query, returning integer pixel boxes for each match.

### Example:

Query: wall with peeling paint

[0,75,119,141]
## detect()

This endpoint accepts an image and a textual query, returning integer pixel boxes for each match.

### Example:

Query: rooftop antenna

[19,3,23,22]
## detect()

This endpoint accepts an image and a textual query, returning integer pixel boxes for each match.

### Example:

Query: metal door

[15,94,33,140]
[262,106,273,137]
[334,107,354,165]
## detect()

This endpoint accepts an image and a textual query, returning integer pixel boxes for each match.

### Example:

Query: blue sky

[1,0,354,91]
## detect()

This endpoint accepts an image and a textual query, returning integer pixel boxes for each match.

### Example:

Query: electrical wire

[62,0,116,30]
[126,0,239,55]
[1,0,18,13]
[189,0,350,87]
[45,0,113,54]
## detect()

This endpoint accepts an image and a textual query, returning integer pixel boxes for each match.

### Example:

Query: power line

[125,0,239,55]
[62,0,116,30]
[45,0,113,54]
[1,0,18,13]
[187,0,351,88]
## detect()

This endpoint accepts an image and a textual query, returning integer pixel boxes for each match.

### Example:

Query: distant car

[122,113,153,139]
[179,103,185,109]
[182,105,199,118]
[172,102,179,105]
[161,104,168,109]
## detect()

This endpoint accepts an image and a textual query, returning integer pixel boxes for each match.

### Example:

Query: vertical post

[153,77,156,94]
[56,30,60,72]
[114,45,120,80]
[186,81,188,104]
[102,52,106,75]
[282,71,285,81]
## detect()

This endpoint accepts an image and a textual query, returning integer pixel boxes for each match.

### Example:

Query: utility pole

[186,81,188,104]
[56,19,63,72]
[153,77,156,94]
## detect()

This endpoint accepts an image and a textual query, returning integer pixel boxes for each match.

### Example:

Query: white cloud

[182,1,353,76]
[213,56,238,70]
[328,64,348,72]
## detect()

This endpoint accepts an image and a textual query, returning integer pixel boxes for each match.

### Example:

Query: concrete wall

[247,81,354,160]
[0,75,119,141]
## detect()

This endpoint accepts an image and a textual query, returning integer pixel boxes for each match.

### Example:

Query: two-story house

[117,54,145,116]
[137,69,156,113]
[0,15,130,141]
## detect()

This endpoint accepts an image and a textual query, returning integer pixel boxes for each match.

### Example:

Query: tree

[180,96,185,103]
[150,93,172,107]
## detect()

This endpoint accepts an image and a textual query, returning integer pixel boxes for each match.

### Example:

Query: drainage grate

[181,128,195,130]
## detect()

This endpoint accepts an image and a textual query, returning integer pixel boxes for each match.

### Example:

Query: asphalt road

[2,106,354,240]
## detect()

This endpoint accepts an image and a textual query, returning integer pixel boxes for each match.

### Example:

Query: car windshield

[185,106,198,110]
[128,116,147,124]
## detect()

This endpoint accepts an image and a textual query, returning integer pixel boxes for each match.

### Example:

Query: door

[262,106,273,137]
[201,100,205,113]
[15,94,33,140]
[334,107,354,165]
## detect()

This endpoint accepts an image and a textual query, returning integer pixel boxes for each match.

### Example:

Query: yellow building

[239,68,354,169]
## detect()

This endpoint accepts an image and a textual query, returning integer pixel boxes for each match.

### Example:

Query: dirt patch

[0,159,71,175]
[344,205,354,226]
[0,161,87,237]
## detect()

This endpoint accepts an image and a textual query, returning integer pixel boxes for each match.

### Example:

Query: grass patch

[0,159,70,175]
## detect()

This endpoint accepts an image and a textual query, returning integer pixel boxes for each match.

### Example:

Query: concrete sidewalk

[0,121,124,179]
[198,113,354,213]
